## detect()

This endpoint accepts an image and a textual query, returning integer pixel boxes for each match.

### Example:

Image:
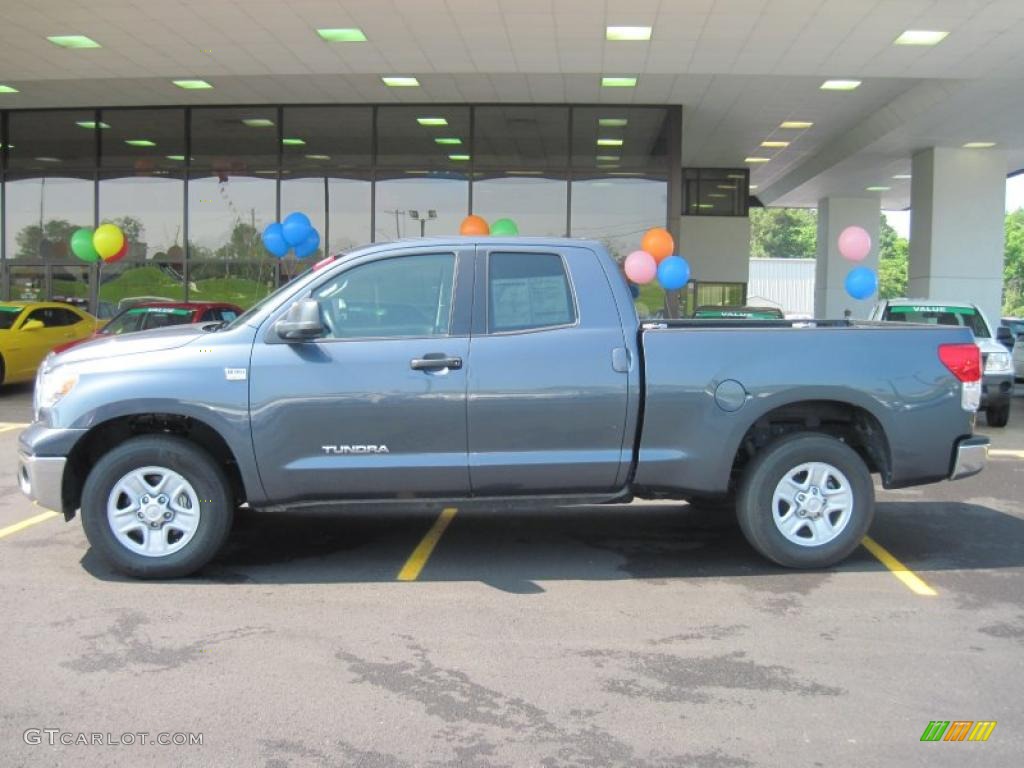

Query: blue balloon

[845,266,877,300]
[657,256,690,291]
[282,212,313,247]
[261,222,289,258]
[294,228,320,259]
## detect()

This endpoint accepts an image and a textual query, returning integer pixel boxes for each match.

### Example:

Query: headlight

[35,365,78,415]
[984,351,1012,375]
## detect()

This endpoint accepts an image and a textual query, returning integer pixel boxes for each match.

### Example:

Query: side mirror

[22,319,44,331]
[996,326,1013,347]
[274,299,324,341]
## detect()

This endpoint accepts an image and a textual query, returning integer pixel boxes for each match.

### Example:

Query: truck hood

[977,337,1006,356]
[52,323,207,365]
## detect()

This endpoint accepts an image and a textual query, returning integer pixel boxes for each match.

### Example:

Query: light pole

[408,209,437,237]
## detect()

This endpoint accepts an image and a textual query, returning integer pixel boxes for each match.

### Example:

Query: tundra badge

[322,445,390,455]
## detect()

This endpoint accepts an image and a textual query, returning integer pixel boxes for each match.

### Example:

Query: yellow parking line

[397,507,457,582]
[861,536,938,597]
[989,449,1024,459]
[0,509,59,540]
[0,425,26,434]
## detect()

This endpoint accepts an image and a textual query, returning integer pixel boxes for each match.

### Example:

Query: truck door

[466,246,631,494]
[249,247,474,503]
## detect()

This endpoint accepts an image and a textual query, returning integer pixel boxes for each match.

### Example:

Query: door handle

[410,355,463,371]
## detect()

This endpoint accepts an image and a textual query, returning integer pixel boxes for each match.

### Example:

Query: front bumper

[949,436,989,481]
[981,372,1013,408]
[17,452,67,513]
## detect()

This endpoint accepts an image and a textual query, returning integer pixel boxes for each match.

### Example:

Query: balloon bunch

[838,225,877,300]
[623,227,691,291]
[261,212,321,259]
[459,215,519,236]
[70,223,129,264]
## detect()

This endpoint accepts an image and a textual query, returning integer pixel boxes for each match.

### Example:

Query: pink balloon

[838,225,872,262]
[624,250,658,284]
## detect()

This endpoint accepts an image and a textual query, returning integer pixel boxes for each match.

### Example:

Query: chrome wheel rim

[106,466,201,558]
[771,461,853,547]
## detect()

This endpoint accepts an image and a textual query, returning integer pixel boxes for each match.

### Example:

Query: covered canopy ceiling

[1,0,1022,208]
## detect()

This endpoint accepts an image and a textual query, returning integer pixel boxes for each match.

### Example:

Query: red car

[51,301,243,355]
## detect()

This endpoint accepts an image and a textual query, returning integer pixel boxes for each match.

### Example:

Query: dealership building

[0,1,1021,321]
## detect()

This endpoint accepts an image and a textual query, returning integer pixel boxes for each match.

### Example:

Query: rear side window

[488,252,576,333]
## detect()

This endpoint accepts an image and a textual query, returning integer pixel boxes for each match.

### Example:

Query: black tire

[736,433,874,569]
[81,435,233,579]
[985,404,1010,428]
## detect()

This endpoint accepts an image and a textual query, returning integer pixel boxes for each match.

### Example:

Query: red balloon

[104,239,130,263]
[641,227,675,262]
[459,215,490,236]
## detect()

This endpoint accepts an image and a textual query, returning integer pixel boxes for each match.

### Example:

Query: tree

[15,218,81,259]
[1004,209,1024,315]
[878,214,908,299]
[750,207,817,259]
[106,216,144,244]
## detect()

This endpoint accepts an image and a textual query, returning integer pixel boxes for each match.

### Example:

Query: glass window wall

[2,105,681,312]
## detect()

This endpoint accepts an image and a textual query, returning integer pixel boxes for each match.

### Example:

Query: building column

[815,197,880,318]
[908,147,1006,323]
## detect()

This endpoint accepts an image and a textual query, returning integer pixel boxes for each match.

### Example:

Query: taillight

[939,343,981,382]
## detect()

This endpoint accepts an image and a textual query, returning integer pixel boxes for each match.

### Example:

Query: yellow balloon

[92,223,125,259]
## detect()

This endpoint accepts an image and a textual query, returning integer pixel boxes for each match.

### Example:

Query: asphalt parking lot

[0,383,1022,768]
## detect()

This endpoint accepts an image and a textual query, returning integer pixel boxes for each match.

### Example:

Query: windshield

[225,263,318,329]
[103,306,195,335]
[883,304,990,338]
[0,305,22,330]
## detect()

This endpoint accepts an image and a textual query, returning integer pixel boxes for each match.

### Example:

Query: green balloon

[490,218,519,236]
[70,227,100,262]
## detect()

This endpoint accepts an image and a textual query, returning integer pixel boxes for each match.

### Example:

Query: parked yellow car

[0,301,99,385]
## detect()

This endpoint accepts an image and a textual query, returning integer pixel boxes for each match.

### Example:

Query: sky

[883,173,1024,239]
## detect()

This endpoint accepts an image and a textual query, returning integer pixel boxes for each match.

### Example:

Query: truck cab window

[313,253,456,339]
[488,252,576,332]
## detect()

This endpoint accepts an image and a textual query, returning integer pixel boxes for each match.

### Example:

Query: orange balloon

[459,214,490,236]
[641,227,675,262]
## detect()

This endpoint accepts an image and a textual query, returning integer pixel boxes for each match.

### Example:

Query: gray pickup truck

[18,238,989,578]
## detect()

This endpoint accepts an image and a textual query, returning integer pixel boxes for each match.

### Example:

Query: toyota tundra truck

[18,238,989,578]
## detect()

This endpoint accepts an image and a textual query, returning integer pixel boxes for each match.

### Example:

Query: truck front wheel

[736,433,874,569]
[81,435,234,579]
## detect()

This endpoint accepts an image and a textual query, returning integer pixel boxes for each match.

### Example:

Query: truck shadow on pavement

[80,500,1024,590]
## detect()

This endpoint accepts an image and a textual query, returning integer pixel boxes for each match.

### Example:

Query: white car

[870,299,1013,427]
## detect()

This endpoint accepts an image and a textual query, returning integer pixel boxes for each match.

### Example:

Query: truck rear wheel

[81,435,233,579]
[736,433,874,569]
